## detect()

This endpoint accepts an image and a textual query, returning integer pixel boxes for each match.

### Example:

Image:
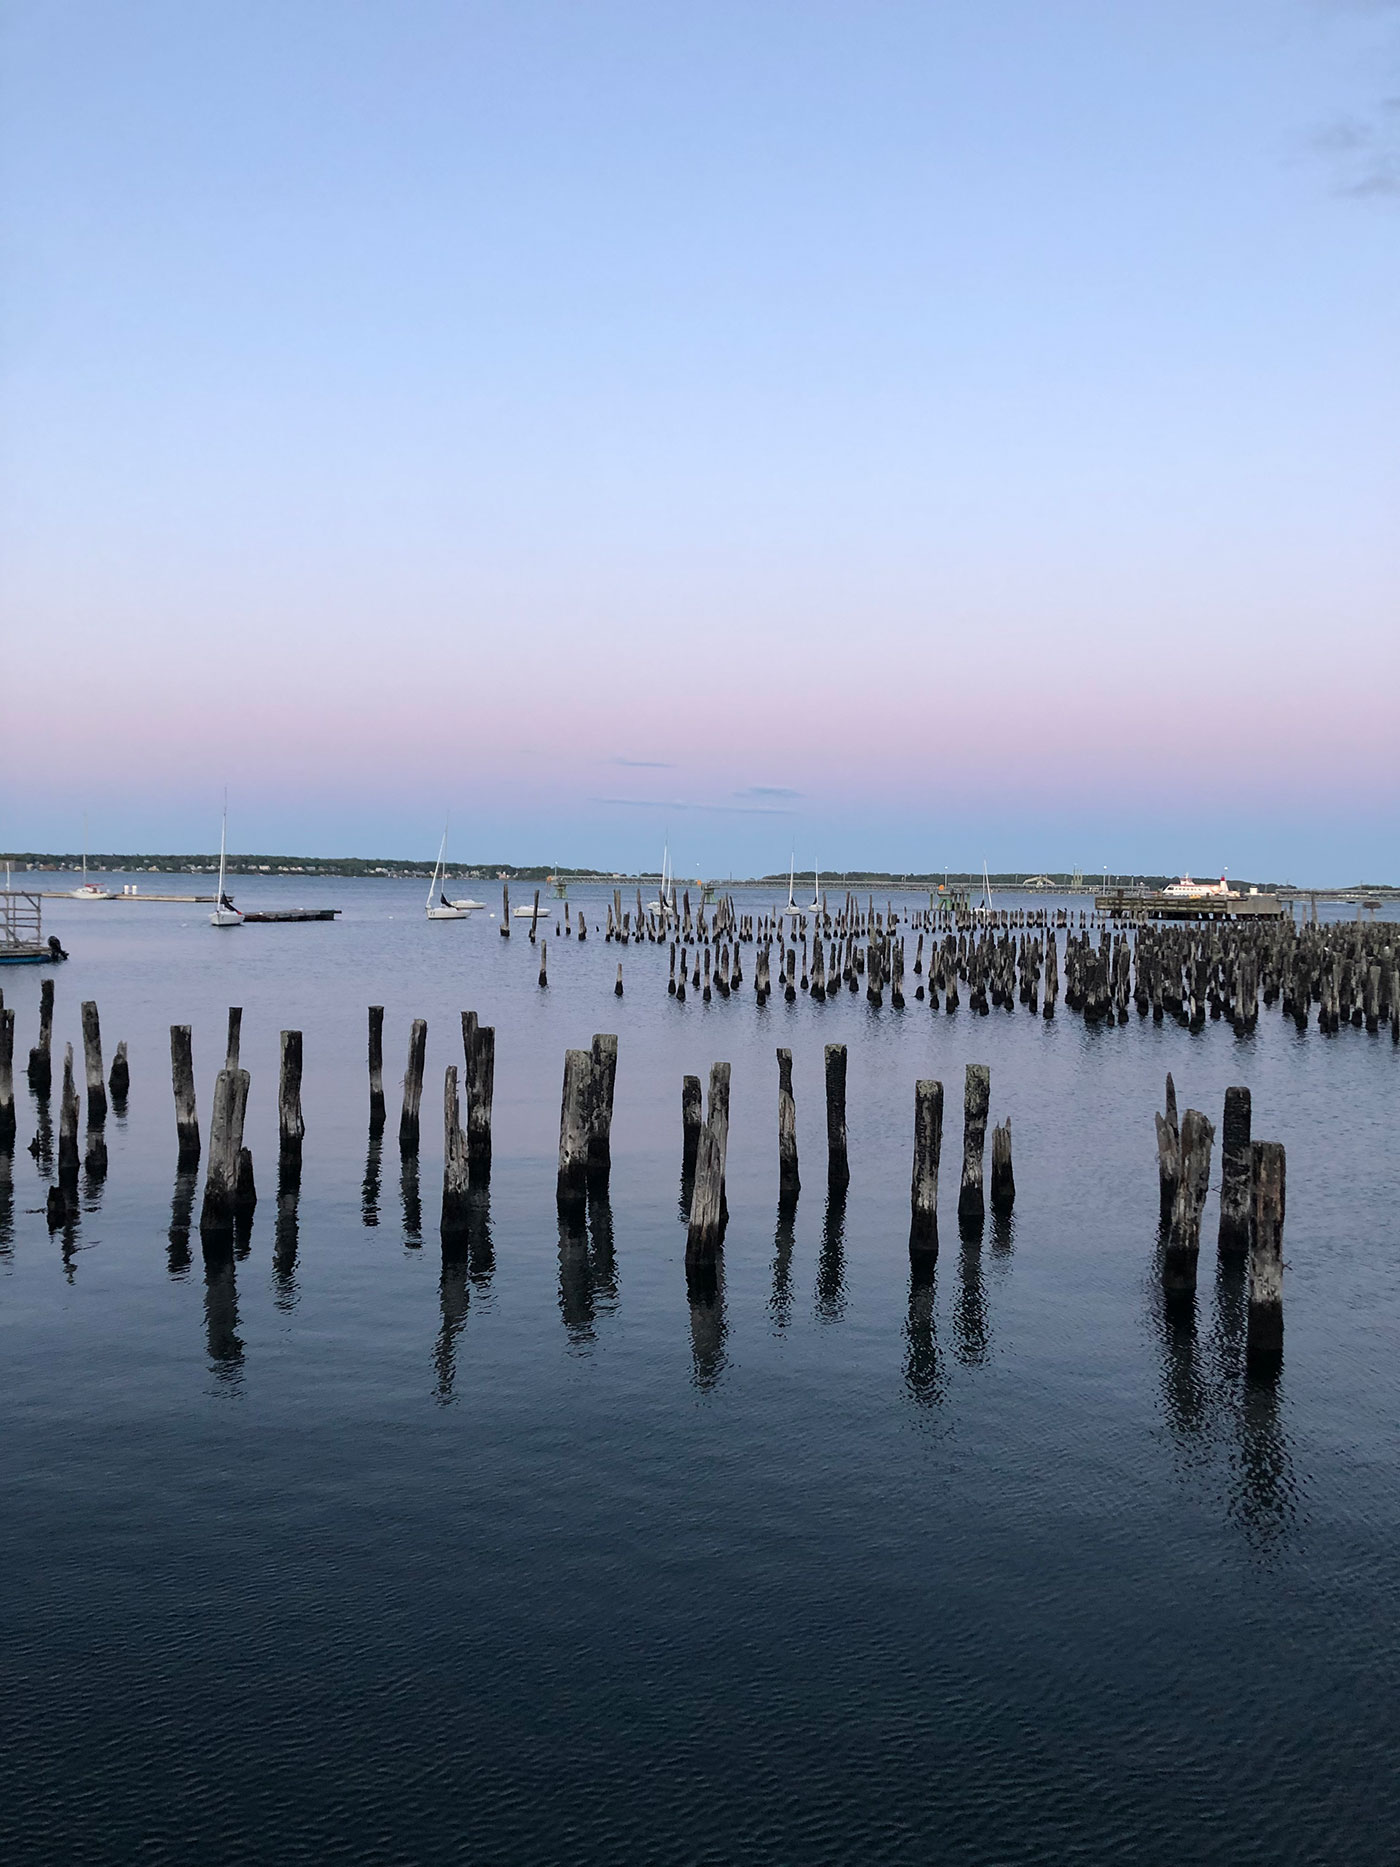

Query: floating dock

[240,908,340,923]
[1095,891,1285,921]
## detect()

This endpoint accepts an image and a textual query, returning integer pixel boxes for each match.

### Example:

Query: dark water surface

[3,880,1398,1865]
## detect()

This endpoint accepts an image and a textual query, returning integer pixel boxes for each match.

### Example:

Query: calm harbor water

[3,878,1398,1865]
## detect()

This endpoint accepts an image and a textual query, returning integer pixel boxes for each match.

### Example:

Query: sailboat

[209,804,243,927]
[808,869,822,915]
[974,859,995,920]
[70,818,112,899]
[648,843,673,915]
[783,856,799,918]
[426,828,473,920]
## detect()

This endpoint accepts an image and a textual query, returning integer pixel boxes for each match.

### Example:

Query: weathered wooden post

[199,1065,250,1244]
[500,881,510,935]
[686,1061,730,1265]
[0,1007,15,1146]
[909,1077,942,1254]
[588,1033,618,1191]
[462,1012,495,1180]
[441,1065,470,1241]
[399,1019,427,1156]
[108,1040,129,1105]
[27,978,54,1091]
[538,939,548,988]
[957,1064,991,1221]
[824,1043,850,1189]
[1164,1108,1215,1291]
[1154,1073,1180,1215]
[681,1073,703,1177]
[368,1006,386,1132]
[278,1030,305,1177]
[1246,1140,1285,1374]
[225,1007,242,1072]
[170,1025,200,1167]
[990,1117,1015,1213]
[1217,1085,1252,1257]
[776,1047,799,1203]
[557,1048,592,1214]
[80,1001,107,1127]
[54,1044,78,1188]
[615,962,624,997]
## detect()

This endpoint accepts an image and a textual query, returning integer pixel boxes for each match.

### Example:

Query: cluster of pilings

[1155,1075,1287,1376]
[0,981,129,1229]
[504,885,1400,1046]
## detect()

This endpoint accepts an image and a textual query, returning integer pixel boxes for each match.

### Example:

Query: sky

[1,0,1397,882]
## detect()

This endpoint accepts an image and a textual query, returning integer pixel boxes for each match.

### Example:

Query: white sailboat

[784,856,799,918]
[974,858,995,920]
[71,819,113,899]
[426,828,472,920]
[648,842,673,915]
[808,869,821,915]
[209,804,243,927]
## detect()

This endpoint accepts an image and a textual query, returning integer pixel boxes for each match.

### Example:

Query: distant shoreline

[4,854,1395,894]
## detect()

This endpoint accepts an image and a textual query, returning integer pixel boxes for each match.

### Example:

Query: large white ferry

[1163,873,1238,900]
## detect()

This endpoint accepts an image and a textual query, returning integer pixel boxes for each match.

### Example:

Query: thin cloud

[1311,101,1400,196]
[612,757,676,769]
[595,796,796,817]
[733,785,803,801]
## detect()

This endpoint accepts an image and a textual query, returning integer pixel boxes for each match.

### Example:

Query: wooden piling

[80,1001,107,1127]
[557,1048,592,1213]
[461,1012,495,1179]
[57,1045,80,1185]
[224,1007,242,1072]
[368,1006,386,1131]
[990,1117,1015,1213]
[399,1018,427,1157]
[957,1064,991,1221]
[824,1043,850,1189]
[108,1039,129,1104]
[27,978,54,1090]
[776,1047,799,1201]
[1154,1072,1181,1215]
[909,1078,943,1253]
[1246,1140,1285,1373]
[588,1033,618,1190]
[1165,1108,1215,1289]
[441,1065,470,1240]
[501,881,510,935]
[530,888,540,942]
[170,1025,200,1168]
[199,1065,250,1243]
[278,1030,305,1175]
[1217,1085,1252,1257]
[0,1007,15,1146]
[685,1061,731,1265]
[538,940,548,988]
[615,962,624,997]
[681,1073,703,1176]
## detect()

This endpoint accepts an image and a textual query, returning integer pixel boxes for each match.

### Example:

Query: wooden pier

[1095,890,1284,921]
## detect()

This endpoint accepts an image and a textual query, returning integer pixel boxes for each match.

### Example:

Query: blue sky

[1,1,1396,880]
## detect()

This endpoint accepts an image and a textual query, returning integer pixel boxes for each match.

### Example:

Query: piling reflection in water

[399,1155,422,1246]
[202,1246,244,1391]
[954,1217,990,1365]
[0,1140,14,1261]
[167,1170,197,1276]
[815,1188,847,1323]
[903,1258,946,1408]
[557,1195,618,1349]
[27,1089,53,1176]
[273,1173,300,1313]
[435,1244,470,1404]
[362,1128,383,1228]
[686,1259,728,1391]
[768,1202,796,1331]
[1151,1225,1299,1552]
